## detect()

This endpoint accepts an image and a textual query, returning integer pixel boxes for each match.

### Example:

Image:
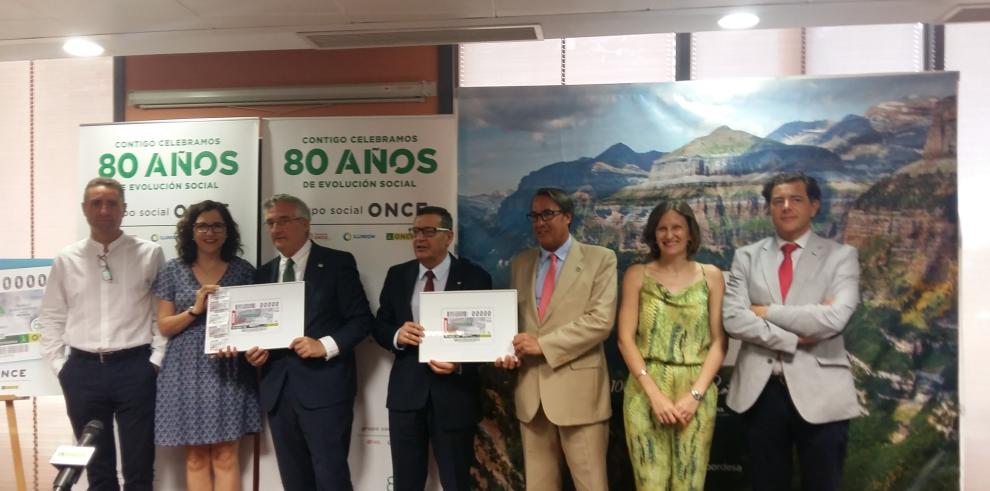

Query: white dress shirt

[394,254,452,349]
[278,240,339,360]
[38,233,166,375]
[774,229,811,270]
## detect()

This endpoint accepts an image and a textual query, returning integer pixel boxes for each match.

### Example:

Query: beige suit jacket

[509,239,618,426]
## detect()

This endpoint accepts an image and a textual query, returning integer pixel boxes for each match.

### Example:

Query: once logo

[368,202,427,218]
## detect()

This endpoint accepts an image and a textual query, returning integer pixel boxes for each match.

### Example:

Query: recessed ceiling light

[718,12,760,30]
[63,38,105,57]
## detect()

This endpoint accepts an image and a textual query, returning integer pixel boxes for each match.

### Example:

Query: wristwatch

[187,306,201,316]
[690,388,704,401]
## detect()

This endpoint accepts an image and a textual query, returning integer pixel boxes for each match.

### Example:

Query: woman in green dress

[618,200,727,491]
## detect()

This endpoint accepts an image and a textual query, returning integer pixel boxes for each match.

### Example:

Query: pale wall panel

[33,57,114,258]
[946,21,990,491]
[691,28,803,80]
[0,61,33,257]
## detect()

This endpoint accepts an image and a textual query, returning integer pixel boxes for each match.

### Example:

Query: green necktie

[282,258,295,282]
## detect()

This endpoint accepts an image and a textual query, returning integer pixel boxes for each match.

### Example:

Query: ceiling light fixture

[62,38,104,57]
[718,12,760,30]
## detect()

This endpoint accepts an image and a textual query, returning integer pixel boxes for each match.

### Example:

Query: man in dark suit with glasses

[372,206,492,491]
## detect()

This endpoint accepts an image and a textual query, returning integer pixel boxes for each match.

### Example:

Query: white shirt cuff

[392,329,406,350]
[52,357,66,376]
[320,335,340,360]
[149,350,164,367]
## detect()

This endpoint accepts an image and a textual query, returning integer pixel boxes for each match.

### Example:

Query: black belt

[70,344,150,363]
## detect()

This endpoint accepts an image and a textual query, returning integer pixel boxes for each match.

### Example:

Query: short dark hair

[416,206,453,230]
[262,194,311,220]
[642,200,702,259]
[82,177,125,203]
[175,200,243,264]
[761,172,822,204]
[532,187,574,216]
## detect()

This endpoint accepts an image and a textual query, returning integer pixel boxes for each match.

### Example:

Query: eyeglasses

[193,222,226,234]
[526,209,564,223]
[97,254,112,282]
[264,217,304,228]
[408,227,451,238]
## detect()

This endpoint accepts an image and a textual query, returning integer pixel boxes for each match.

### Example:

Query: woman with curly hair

[152,200,260,490]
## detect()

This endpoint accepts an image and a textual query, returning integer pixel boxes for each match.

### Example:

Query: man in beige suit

[495,187,618,491]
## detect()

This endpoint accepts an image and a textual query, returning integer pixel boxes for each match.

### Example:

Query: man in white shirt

[39,177,165,491]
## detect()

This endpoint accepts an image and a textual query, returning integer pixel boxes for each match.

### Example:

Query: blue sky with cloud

[457,72,957,195]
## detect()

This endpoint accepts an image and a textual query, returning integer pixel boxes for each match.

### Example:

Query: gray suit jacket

[723,232,863,424]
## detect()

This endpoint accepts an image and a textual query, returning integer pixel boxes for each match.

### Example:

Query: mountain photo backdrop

[457,72,958,491]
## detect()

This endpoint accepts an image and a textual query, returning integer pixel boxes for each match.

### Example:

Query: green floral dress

[623,264,716,491]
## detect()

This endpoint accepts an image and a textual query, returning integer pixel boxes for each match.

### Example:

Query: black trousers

[742,376,850,491]
[269,394,354,491]
[58,346,156,491]
[389,406,475,491]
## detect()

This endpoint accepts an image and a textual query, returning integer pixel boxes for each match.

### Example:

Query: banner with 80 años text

[78,118,260,263]
[262,116,457,490]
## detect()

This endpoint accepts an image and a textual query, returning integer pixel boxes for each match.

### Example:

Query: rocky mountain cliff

[461,89,959,491]
[493,143,660,238]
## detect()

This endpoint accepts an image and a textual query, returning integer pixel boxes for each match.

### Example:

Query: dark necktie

[779,243,799,303]
[424,270,435,292]
[282,258,295,282]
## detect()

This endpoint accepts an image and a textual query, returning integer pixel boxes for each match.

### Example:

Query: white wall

[946,21,990,491]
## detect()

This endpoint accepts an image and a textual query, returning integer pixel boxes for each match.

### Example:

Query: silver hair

[262,194,311,220]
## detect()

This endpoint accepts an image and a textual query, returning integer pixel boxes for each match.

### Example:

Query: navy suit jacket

[371,254,492,430]
[255,241,374,412]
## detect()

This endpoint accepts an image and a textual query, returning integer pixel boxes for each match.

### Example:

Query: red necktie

[538,254,557,320]
[424,270,435,292]
[779,243,799,303]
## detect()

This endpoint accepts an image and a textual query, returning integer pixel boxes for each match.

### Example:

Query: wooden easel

[1,395,29,491]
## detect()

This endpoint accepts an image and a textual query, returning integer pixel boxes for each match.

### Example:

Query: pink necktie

[424,270,435,292]
[779,243,799,303]
[538,254,557,320]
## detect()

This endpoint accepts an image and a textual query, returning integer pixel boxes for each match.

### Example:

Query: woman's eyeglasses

[194,222,227,234]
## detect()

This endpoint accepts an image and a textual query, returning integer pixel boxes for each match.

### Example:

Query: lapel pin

[317,263,324,268]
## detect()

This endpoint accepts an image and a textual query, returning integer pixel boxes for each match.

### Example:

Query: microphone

[53,420,104,491]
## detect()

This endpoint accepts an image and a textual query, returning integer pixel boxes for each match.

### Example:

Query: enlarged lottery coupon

[0,279,46,363]
[441,307,493,340]
[419,290,517,363]
[203,281,305,354]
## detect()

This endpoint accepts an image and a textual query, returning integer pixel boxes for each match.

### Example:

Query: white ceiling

[0,0,983,62]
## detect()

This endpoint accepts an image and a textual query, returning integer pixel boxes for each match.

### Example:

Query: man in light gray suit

[723,172,862,491]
